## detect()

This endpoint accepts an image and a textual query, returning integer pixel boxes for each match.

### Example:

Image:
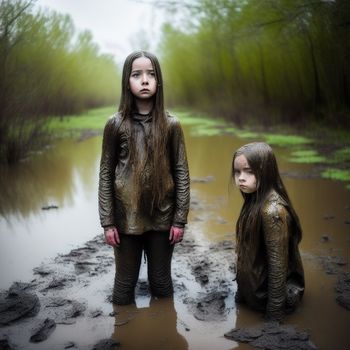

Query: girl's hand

[104,226,120,246]
[169,226,184,244]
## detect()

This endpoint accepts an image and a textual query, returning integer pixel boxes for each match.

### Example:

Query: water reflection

[0,136,103,289]
[0,154,71,219]
[112,297,188,350]
[0,137,102,219]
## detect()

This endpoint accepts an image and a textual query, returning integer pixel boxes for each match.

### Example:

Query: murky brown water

[0,118,349,349]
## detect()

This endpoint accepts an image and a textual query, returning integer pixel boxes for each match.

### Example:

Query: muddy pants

[113,230,174,305]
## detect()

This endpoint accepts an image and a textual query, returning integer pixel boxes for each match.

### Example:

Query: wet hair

[118,51,168,211]
[232,142,302,243]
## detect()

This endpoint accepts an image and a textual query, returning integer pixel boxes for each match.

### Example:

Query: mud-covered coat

[98,112,190,234]
[236,191,305,320]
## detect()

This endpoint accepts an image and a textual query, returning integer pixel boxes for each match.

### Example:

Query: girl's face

[129,56,157,101]
[233,154,257,193]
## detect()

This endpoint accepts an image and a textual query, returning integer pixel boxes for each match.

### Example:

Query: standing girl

[98,51,190,305]
[232,142,304,321]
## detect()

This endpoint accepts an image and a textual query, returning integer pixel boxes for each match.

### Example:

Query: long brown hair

[232,142,302,245]
[118,51,169,211]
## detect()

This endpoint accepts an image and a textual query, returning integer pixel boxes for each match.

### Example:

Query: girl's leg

[144,230,174,298]
[113,234,143,305]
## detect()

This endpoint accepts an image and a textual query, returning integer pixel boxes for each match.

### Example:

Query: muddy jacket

[98,112,190,234]
[236,191,305,321]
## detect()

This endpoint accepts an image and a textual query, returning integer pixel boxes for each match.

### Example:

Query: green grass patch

[332,147,350,163]
[174,110,263,138]
[237,131,260,139]
[321,168,350,182]
[263,134,312,147]
[190,126,223,136]
[289,149,327,163]
[174,110,233,137]
[175,110,226,127]
[174,110,207,125]
[306,122,350,144]
[47,106,115,137]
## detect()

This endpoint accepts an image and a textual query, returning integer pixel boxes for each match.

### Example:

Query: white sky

[35,0,167,64]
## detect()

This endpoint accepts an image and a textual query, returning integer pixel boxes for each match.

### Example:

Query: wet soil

[0,206,236,349]
[224,322,317,350]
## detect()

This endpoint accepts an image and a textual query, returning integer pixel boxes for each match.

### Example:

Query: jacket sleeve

[262,202,289,321]
[98,115,120,228]
[169,117,190,226]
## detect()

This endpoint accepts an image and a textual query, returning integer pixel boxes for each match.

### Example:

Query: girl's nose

[141,73,149,84]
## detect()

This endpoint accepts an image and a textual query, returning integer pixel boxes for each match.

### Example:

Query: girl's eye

[131,73,139,78]
[234,169,240,175]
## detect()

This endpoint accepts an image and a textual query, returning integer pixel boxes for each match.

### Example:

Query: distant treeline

[0,0,120,163]
[159,0,350,127]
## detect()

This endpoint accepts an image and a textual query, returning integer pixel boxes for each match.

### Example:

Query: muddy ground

[0,189,349,350]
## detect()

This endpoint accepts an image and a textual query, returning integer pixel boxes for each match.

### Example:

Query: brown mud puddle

[1,187,348,350]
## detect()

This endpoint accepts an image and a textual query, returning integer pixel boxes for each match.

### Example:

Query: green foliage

[158,0,350,126]
[0,0,120,163]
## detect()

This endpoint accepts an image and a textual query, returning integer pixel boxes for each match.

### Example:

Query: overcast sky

[35,0,166,64]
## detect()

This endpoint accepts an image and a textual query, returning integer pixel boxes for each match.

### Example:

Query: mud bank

[0,230,326,350]
[0,198,237,350]
[224,322,317,350]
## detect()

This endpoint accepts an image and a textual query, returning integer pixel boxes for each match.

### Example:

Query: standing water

[0,114,349,349]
